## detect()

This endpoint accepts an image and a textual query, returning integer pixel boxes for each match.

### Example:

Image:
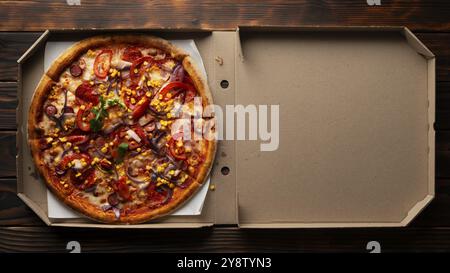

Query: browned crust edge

[182,56,217,186]
[28,35,216,224]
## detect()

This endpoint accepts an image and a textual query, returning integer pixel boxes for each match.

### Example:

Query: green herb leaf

[87,96,119,132]
[116,142,129,163]
[89,118,103,133]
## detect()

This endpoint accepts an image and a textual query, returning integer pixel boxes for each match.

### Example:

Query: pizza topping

[66,135,89,145]
[94,49,113,79]
[130,56,157,82]
[126,129,142,143]
[75,82,99,105]
[45,104,58,117]
[147,183,173,208]
[107,192,119,206]
[148,130,167,155]
[131,96,150,120]
[168,133,188,160]
[76,103,94,132]
[137,113,154,127]
[85,96,125,133]
[70,64,83,77]
[157,81,196,105]
[125,157,151,184]
[144,122,156,132]
[98,158,113,171]
[115,142,129,162]
[56,153,92,177]
[78,58,86,70]
[169,64,185,82]
[122,46,143,63]
[115,177,131,200]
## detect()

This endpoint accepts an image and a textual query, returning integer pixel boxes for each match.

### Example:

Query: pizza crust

[28,35,217,224]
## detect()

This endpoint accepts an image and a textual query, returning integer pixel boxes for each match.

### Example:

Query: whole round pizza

[27,35,216,224]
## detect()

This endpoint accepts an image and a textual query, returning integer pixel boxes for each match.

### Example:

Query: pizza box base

[16,27,435,228]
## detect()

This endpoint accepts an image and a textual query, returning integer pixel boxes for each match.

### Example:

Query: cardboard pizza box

[16,26,435,228]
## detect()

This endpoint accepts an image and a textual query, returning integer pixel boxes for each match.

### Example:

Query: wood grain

[0,0,450,32]
[416,33,450,82]
[0,132,16,177]
[0,33,41,81]
[1,226,450,252]
[0,179,42,226]
[0,82,17,130]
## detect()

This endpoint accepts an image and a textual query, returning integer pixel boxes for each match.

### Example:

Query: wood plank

[0,179,42,226]
[416,33,450,82]
[409,179,450,227]
[0,0,450,32]
[0,132,16,177]
[0,32,42,81]
[0,82,17,130]
[1,226,450,252]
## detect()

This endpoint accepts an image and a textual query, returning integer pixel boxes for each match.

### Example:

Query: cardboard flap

[208,31,238,225]
[235,28,434,227]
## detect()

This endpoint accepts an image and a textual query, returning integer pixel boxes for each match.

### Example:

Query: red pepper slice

[116,177,131,201]
[94,49,113,79]
[131,96,150,120]
[168,133,187,160]
[122,46,143,63]
[76,104,94,132]
[75,82,99,105]
[66,135,89,145]
[158,81,196,102]
[130,56,155,82]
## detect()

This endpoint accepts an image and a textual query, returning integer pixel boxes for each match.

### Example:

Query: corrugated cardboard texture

[235,30,433,226]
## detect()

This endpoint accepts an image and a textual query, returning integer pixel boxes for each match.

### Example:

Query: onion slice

[126,129,142,143]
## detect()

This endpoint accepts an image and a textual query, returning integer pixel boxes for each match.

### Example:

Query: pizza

[27,35,216,224]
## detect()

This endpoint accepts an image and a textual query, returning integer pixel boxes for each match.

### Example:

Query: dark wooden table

[1,0,450,253]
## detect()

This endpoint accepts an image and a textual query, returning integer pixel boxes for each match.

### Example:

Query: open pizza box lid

[16,26,435,228]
